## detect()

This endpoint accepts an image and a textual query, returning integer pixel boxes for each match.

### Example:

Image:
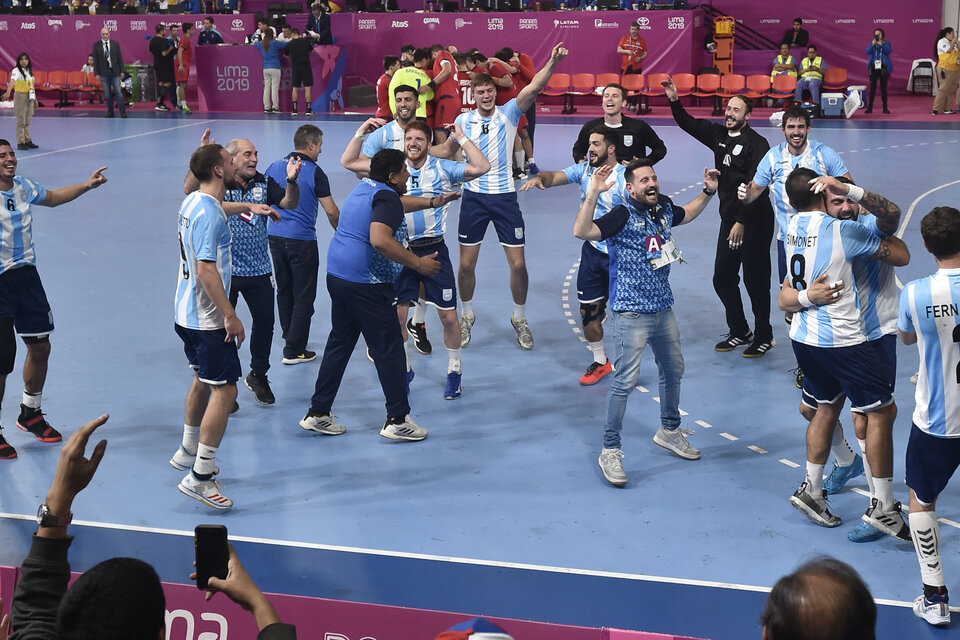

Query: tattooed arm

[871,236,910,266]
[860,189,901,236]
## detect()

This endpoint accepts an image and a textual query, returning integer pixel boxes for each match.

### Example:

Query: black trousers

[268,236,319,358]
[310,275,409,419]
[868,67,889,110]
[228,273,275,374]
[712,216,774,342]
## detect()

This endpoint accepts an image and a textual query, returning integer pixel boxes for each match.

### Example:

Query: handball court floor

[1,105,959,639]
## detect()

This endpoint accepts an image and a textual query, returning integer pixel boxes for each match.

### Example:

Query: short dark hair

[182,22,194,33]
[730,94,754,114]
[785,167,821,210]
[383,55,400,70]
[807,44,818,52]
[401,44,415,54]
[794,18,803,24]
[155,24,165,33]
[413,48,432,64]
[0,138,12,149]
[190,144,226,182]
[602,82,627,101]
[404,120,433,143]
[204,17,214,25]
[58,558,165,640]
[624,158,654,184]
[291,28,300,36]
[470,72,496,90]
[921,207,960,260]
[293,124,322,151]
[494,48,512,63]
[430,44,444,54]
[589,126,619,150]
[453,53,467,65]
[369,149,406,184]
[393,83,418,100]
[761,557,875,640]
[782,104,811,128]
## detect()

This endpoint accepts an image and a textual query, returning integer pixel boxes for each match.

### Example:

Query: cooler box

[821,92,844,118]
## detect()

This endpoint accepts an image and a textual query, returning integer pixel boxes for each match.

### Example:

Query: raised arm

[675,168,720,225]
[41,168,108,207]
[341,117,387,177]
[573,164,612,241]
[516,42,569,113]
[447,124,490,180]
[809,175,902,235]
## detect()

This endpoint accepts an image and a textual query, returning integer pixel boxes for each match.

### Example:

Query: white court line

[17,120,213,160]
[695,420,712,429]
[747,445,768,454]
[719,432,738,441]
[779,459,800,468]
[893,178,960,289]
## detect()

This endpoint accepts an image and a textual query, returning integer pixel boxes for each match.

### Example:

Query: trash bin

[133,63,156,103]
[123,64,141,101]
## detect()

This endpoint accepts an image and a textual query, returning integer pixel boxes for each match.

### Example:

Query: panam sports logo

[519,18,537,30]
[130,20,147,31]
[358,19,376,30]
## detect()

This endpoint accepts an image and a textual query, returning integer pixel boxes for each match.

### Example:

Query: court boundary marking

[15,120,213,160]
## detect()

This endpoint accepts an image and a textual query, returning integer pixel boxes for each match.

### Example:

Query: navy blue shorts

[458,189,525,247]
[394,238,458,310]
[175,323,242,385]
[801,335,898,411]
[0,265,54,337]
[905,423,960,504]
[777,239,787,285]
[576,241,609,305]
[792,340,893,411]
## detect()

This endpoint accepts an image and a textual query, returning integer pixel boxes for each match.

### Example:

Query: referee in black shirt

[571,83,667,165]
[663,75,776,358]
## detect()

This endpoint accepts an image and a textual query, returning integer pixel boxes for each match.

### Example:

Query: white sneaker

[598,447,627,486]
[178,472,233,510]
[300,411,346,435]
[460,313,476,348]
[380,415,428,441]
[653,426,700,460]
[914,593,951,626]
[511,316,534,350]
[168,446,219,475]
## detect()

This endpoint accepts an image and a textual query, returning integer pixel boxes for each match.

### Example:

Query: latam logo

[914,18,934,23]
[835,18,855,24]
[130,20,147,31]
[75,20,90,30]
[875,18,894,24]
[21,22,36,30]
[519,18,538,30]
[594,19,619,29]
[454,18,472,29]
[553,19,579,28]
[487,17,503,30]
[358,19,376,29]
[391,20,408,28]
[759,18,781,24]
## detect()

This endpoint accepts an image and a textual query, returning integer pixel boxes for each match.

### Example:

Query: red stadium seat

[640,72,669,113]
[823,67,848,92]
[565,72,596,113]
[743,74,771,100]
[543,72,572,113]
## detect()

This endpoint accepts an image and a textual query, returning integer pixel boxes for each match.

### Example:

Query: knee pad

[580,301,606,327]
[0,318,15,375]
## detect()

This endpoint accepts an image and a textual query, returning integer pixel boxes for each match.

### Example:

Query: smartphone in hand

[195,524,229,589]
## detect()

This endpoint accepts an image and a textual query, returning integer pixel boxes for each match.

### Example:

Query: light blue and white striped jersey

[851,213,898,340]
[455,99,523,195]
[753,140,847,240]
[0,176,48,275]
[562,162,628,254]
[361,120,406,157]
[785,212,880,347]
[175,192,232,331]
[405,156,466,240]
[899,268,960,438]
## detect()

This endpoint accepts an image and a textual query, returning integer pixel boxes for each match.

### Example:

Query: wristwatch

[37,503,72,528]
[703,187,716,196]
[286,177,298,185]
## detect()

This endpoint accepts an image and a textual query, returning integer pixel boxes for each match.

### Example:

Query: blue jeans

[795,77,821,105]
[100,72,125,116]
[603,308,685,449]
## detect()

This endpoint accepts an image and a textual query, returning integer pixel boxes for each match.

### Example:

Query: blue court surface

[0,107,959,639]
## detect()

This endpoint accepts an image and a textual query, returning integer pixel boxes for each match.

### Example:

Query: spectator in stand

[8,415,298,640]
[221,0,242,13]
[306,1,333,45]
[253,28,287,114]
[782,18,810,48]
[175,22,196,113]
[376,56,400,119]
[795,45,825,111]
[932,27,960,115]
[2,53,38,151]
[285,28,319,117]
[198,17,225,45]
[865,28,892,115]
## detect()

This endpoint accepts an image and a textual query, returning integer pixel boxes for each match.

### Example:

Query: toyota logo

[232,18,243,28]
[636,17,649,26]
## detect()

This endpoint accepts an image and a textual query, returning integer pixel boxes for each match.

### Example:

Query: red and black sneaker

[0,431,17,459]
[16,405,62,443]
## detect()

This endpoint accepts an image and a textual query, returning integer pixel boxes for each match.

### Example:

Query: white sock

[194,443,218,477]
[514,150,524,167]
[588,340,606,364]
[22,391,41,410]
[857,438,875,496]
[527,156,536,165]
[447,348,462,373]
[805,461,824,495]
[909,509,945,588]
[181,424,200,455]
[461,299,474,318]
[412,299,427,324]
[831,421,857,466]
[874,476,895,512]
[513,303,526,321]
[403,337,411,371]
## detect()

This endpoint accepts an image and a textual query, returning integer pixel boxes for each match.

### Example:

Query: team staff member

[522,128,627,385]
[900,206,960,627]
[266,125,340,365]
[575,160,720,487]
[617,21,647,75]
[571,83,666,166]
[0,141,107,460]
[91,27,127,119]
[183,129,300,407]
[300,149,441,442]
[664,76,775,357]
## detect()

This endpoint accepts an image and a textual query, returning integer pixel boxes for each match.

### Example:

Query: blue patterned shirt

[225,172,285,277]
[595,195,686,314]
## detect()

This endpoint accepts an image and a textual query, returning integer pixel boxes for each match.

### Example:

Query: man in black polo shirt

[284,29,319,117]
[149,24,175,112]
[571,83,666,166]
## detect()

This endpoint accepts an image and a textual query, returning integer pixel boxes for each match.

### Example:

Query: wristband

[702,187,716,196]
[453,135,466,147]
[846,184,864,202]
[287,177,298,185]
[428,80,436,89]
[429,196,436,208]
[354,128,367,140]
[797,290,813,308]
